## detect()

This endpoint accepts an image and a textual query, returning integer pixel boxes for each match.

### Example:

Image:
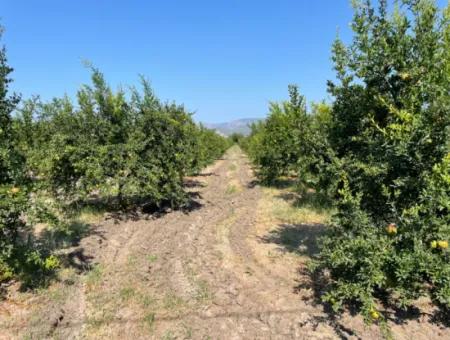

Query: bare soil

[1,146,448,339]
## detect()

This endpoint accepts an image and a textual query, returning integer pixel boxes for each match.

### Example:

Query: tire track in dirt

[85,146,331,339]
[139,147,338,339]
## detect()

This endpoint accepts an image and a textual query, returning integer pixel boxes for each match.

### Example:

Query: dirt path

[72,146,336,339]
[1,146,449,340]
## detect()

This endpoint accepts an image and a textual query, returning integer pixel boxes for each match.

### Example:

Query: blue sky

[2,0,448,123]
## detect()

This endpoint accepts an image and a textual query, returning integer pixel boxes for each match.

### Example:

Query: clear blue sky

[2,0,448,123]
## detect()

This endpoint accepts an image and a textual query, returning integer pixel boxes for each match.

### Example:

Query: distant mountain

[204,118,262,136]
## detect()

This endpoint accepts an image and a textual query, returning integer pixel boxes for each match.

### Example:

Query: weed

[226,185,238,194]
[86,314,114,329]
[163,292,185,310]
[46,286,69,303]
[140,294,157,308]
[58,267,78,286]
[267,250,280,261]
[162,330,176,340]
[181,322,193,338]
[85,264,103,287]
[143,312,156,329]
[194,279,213,302]
[147,254,158,263]
[119,287,135,301]
[127,255,137,266]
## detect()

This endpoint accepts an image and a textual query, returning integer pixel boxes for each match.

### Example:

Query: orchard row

[0,36,230,286]
[242,0,450,325]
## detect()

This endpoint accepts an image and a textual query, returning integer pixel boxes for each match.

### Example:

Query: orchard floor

[1,146,448,339]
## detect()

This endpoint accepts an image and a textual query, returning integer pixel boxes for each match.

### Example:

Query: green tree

[17,69,229,210]
[246,85,309,184]
[315,0,450,322]
[0,27,58,284]
[0,25,22,281]
[0,27,21,184]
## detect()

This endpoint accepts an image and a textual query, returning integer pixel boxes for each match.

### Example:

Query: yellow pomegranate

[399,72,411,81]
[386,223,397,235]
[370,309,380,320]
[437,240,448,249]
[10,187,20,194]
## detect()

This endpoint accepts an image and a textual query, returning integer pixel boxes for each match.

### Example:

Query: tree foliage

[14,69,229,209]
[1,28,228,285]
[0,28,58,284]
[315,0,450,320]
[244,0,450,323]
[242,85,311,184]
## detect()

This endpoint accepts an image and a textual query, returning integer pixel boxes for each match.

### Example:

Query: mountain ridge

[204,118,262,136]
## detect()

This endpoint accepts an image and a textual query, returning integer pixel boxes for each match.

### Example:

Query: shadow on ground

[247,177,297,190]
[277,189,333,214]
[184,179,207,188]
[196,172,219,177]
[64,188,205,224]
[260,223,326,257]
[247,178,333,213]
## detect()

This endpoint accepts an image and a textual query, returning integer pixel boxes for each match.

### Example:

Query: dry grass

[76,207,105,225]
[225,178,242,195]
[251,184,334,266]
[261,186,333,226]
